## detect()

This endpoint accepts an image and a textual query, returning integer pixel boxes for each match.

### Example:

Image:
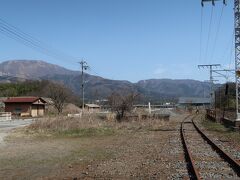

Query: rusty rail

[180,116,201,180]
[192,120,240,176]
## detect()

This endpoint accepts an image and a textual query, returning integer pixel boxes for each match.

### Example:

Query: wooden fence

[0,112,11,121]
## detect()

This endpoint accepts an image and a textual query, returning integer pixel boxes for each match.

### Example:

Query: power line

[0,18,77,63]
[0,26,61,60]
[210,4,225,62]
[219,29,234,63]
[0,18,76,61]
[228,29,235,69]
[199,7,203,64]
[89,66,102,77]
[204,6,214,64]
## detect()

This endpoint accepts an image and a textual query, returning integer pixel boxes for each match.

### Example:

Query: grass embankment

[201,118,240,143]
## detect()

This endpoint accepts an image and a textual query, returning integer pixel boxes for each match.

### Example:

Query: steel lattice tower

[235,0,240,120]
[201,0,240,120]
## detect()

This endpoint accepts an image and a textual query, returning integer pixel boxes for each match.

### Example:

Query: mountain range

[0,60,211,102]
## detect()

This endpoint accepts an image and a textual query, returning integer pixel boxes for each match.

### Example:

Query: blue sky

[0,0,235,82]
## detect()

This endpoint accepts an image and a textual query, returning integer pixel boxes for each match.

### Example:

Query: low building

[4,97,46,117]
[85,104,100,112]
[178,97,211,107]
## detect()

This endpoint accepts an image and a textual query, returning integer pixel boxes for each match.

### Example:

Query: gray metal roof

[178,97,211,104]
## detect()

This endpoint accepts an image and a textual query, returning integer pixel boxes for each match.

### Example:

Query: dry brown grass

[30,114,103,131]
[28,111,172,137]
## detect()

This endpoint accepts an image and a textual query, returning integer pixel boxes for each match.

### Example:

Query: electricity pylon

[201,0,240,120]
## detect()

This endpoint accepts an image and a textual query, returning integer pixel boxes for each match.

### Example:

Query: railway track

[181,116,240,179]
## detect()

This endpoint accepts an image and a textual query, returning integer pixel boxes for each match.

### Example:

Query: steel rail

[180,116,201,180]
[192,120,240,177]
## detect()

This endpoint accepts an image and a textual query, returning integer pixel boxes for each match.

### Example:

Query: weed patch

[201,119,229,133]
[201,118,240,143]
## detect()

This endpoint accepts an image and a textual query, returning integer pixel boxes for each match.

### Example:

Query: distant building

[178,97,211,107]
[85,104,100,112]
[4,97,46,117]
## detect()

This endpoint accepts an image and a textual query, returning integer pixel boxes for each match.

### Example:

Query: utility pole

[201,0,240,120]
[198,64,221,108]
[79,60,89,113]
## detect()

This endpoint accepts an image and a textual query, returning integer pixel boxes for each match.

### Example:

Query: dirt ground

[0,113,189,180]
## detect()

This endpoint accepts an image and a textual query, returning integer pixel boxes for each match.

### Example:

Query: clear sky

[0,0,235,82]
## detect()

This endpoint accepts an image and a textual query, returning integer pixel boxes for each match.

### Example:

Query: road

[0,119,33,145]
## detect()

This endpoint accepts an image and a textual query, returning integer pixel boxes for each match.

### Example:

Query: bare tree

[108,92,139,121]
[48,83,70,114]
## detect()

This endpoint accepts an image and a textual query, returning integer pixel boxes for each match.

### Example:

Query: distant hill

[0,60,211,102]
[42,73,137,100]
[0,60,77,79]
[137,79,210,98]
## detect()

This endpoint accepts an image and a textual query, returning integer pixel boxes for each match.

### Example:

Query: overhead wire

[88,66,102,77]
[199,7,203,64]
[0,18,117,87]
[210,4,225,62]
[0,18,76,62]
[0,25,62,60]
[220,29,234,62]
[0,18,86,81]
[0,18,77,64]
[204,6,214,64]
[226,29,235,82]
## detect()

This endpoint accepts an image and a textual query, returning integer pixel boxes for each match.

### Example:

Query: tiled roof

[4,97,46,103]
